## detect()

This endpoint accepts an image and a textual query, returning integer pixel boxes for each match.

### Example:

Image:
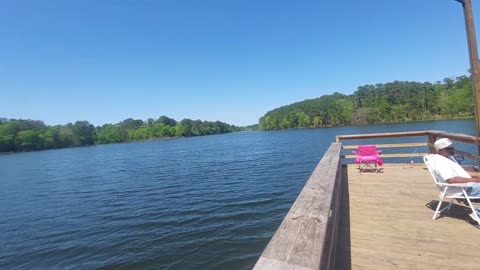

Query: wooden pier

[336,163,479,270]
[254,131,480,270]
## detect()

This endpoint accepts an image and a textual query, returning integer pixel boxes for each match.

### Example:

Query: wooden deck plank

[340,163,480,269]
[344,153,429,159]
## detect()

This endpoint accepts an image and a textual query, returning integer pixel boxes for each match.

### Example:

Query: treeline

[0,116,241,152]
[259,75,474,130]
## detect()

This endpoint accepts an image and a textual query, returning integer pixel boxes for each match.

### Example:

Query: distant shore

[1,117,475,154]
[259,116,474,131]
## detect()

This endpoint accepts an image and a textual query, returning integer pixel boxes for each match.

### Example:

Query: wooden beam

[342,142,428,149]
[455,149,480,161]
[344,153,429,159]
[336,131,429,141]
[253,143,342,270]
[462,0,480,155]
[427,131,479,144]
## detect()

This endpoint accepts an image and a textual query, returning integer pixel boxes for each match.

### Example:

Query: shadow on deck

[336,163,479,270]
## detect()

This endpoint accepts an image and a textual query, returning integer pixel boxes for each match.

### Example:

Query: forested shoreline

[259,75,474,130]
[0,116,241,153]
[3,75,475,152]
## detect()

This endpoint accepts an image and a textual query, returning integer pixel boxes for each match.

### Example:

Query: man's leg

[467,184,480,221]
[467,184,480,197]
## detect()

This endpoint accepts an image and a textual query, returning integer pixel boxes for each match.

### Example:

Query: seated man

[429,138,480,221]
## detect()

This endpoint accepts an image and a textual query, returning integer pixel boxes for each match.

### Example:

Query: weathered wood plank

[344,153,429,159]
[254,257,313,270]
[336,131,430,142]
[455,149,480,161]
[428,131,480,144]
[342,142,428,149]
[335,130,454,143]
[253,143,342,270]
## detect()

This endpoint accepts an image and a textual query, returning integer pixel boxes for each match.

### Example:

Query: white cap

[434,138,453,151]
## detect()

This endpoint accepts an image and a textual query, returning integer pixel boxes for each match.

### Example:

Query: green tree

[312,116,321,127]
[72,121,96,146]
[157,116,177,126]
[96,124,124,144]
[15,130,41,151]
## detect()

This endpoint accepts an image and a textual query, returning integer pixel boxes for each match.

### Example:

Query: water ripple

[0,130,330,269]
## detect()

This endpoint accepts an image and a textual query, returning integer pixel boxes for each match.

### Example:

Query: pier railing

[253,130,480,270]
[253,142,343,270]
[337,130,480,162]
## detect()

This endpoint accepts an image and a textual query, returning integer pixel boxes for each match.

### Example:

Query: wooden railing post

[427,133,436,154]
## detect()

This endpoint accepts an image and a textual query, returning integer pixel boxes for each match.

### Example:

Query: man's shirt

[430,154,471,196]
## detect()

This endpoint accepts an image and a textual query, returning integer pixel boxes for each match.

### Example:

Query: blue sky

[1,0,479,126]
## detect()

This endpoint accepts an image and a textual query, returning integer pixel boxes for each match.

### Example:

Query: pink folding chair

[352,145,383,172]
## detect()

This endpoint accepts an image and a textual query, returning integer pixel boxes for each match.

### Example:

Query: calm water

[0,119,475,269]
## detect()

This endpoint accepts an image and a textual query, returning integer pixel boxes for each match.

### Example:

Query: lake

[0,119,476,269]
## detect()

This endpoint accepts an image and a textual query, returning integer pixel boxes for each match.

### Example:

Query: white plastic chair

[423,154,480,225]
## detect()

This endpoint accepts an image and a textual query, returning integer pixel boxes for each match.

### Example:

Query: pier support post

[458,0,480,156]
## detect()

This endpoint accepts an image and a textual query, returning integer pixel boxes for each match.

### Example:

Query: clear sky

[1,0,479,126]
